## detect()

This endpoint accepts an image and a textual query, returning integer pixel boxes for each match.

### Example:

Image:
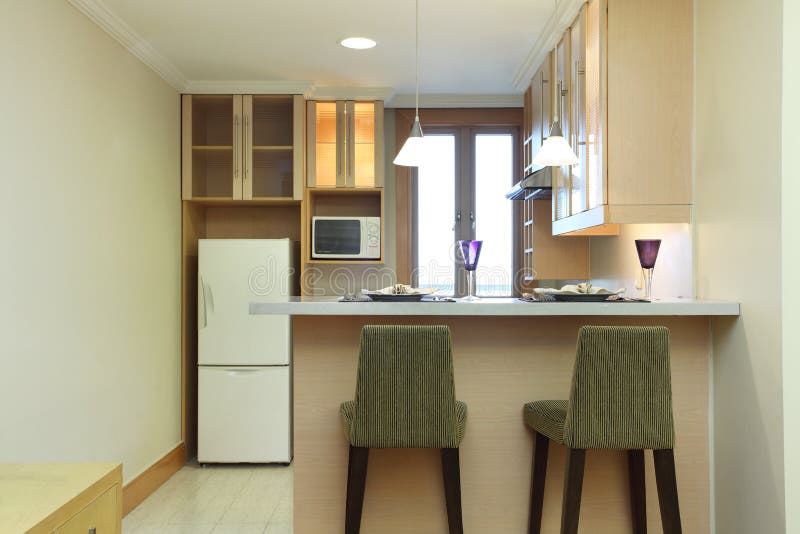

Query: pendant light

[533,80,579,167]
[533,0,579,167]
[393,0,425,167]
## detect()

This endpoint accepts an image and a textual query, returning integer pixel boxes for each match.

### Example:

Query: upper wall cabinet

[306,100,384,188]
[182,94,304,201]
[523,52,552,179]
[551,0,692,235]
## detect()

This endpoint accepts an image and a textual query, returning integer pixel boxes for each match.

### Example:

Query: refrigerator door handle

[225,369,261,376]
[199,274,213,329]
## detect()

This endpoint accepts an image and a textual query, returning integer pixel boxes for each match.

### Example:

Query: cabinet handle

[244,114,249,180]
[234,115,239,178]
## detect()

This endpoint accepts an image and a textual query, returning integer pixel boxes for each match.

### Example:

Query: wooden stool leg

[345,446,369,534]
[441,448,464,534]
[653,449,682,534]
[627,449,647,534]
[528,432,550,534]
[560,448,586,534]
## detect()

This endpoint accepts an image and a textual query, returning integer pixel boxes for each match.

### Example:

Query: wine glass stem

[468,271,474,299]
[642,268,654,300]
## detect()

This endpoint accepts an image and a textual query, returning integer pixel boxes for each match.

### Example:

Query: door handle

[226,369,260,376]
[452,209,461,231]
[469,211,475,230]
[234,115,240,178]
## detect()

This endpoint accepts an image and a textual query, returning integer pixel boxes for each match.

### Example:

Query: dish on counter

[533,283,625,302]
[361,284,437,302]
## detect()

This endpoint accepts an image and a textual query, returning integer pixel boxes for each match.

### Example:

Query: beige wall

[783,0,800,530]
[590,224,694,298]
[0,1,181,484]
[695,0,785,532]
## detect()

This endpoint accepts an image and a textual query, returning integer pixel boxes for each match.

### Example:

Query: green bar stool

[524,326,682,534]
[340,325,467,534]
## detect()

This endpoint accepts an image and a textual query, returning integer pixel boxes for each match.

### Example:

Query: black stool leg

[560,448,586,534]
[345,446,369,534]
[529,432,550,534]
[627,449,647,534]
[653,449,682,534]
[441,447,464,534]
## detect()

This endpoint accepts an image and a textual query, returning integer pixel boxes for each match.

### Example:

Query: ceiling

[84,0,556,100]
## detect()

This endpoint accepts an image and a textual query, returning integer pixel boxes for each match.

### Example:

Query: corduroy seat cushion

[523,400,568,444]
[342,400,468,444]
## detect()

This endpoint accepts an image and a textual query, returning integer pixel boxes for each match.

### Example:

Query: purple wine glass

[635,239,661,300]
[457,240,483,300]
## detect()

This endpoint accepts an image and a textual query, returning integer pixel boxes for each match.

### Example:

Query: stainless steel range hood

[505,166,552,200]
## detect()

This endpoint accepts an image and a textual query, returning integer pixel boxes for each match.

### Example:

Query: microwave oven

[311,216,381,259]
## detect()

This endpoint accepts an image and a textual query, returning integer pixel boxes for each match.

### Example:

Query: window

[411,123,518,297]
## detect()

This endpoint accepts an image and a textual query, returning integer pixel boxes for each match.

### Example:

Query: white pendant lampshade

[394,0,426,167]
[532,120,579,167]
[393,117,425,166]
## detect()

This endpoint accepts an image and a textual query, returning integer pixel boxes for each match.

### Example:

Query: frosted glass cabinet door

[553,32,572,221]
[307,100,384,188]
[182,95,243,200]
[570,5,588,216]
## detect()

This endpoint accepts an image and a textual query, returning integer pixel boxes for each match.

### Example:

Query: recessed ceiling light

[339,37,377,50]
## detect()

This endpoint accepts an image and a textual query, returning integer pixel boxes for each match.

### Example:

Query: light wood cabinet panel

[0,463,122,534]
[606,0,692,206]
[307,100,384,189]
[551,0,692,235]
[55,486,117,534]
[183,94,303,201]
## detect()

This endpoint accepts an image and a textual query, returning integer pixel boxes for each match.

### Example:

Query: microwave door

[314,219,362,258]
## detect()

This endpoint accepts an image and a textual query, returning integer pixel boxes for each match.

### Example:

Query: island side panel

[293,315,709,533]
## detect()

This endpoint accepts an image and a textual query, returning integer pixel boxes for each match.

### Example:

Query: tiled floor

[122,462,292,533]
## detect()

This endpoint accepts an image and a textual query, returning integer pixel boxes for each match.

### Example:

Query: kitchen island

[251,298,739,533]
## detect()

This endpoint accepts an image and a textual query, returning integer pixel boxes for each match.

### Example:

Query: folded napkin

[533,283,625,296]
[363,284,437,296]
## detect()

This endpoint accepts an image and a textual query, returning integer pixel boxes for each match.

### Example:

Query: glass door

[246,95,294,199]
[415,131,457,294]
[473,133,515,296]
[414,128,516,297]
[188,95,240,199]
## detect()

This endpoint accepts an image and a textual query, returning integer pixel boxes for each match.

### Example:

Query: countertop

[249,297,740,316]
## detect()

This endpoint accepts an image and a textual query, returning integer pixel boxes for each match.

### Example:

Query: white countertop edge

[249,298,740,317]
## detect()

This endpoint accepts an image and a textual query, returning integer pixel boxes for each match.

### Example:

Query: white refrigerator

[198,238,293,464]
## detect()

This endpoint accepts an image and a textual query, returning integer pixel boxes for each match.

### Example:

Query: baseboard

[123,442,186,516]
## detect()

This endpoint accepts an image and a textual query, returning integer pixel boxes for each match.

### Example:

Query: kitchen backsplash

[589,223,694,299]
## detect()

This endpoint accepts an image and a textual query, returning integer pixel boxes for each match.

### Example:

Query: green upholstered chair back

[563,326,675,450]
[349,325,461,448]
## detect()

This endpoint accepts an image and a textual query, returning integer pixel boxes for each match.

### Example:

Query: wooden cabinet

[551,0,692,235]
[55,486,117,534]
[182,94,304,201]
[306,100,384,188]
[522,53,552,179]
[521,196,589,285]
[0,463,122,534]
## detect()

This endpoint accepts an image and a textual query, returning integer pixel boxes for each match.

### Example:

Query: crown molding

[386,93,523,109]
[67,0,188,90]
[306,86,396,101]
[183,80,315,95]
[512,0,585,91]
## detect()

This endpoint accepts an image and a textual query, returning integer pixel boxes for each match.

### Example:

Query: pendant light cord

[415,0,420,121]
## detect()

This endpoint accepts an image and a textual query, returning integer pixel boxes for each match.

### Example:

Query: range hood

[505,166,552,200]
